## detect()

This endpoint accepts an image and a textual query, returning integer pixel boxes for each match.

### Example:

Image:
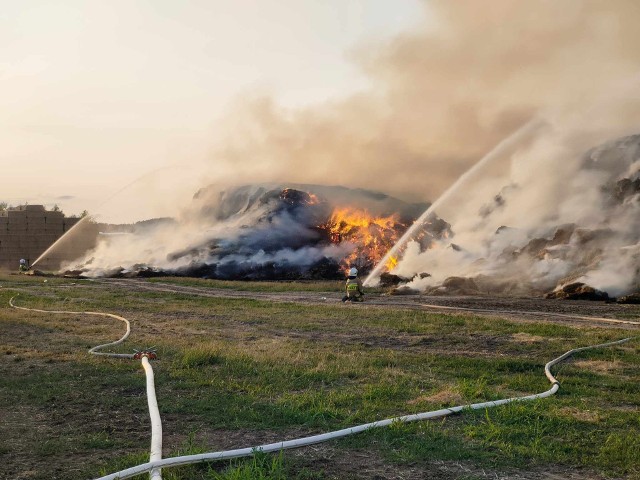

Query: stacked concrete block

[0,205,99,270]
[25,205,45,212]
[25,210,47,230]
[45,212,65,233]
[7,210,28,232]
[0,234,31,266]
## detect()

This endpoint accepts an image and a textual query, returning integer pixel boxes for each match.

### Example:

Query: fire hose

[8,295,637,480]
[10,295,134,359]
[9,295,163,479]
[417,303,640,326]
[93,336,637,480]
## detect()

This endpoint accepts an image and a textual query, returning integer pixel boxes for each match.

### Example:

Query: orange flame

[385,255,398,271]
[322,207,408,272]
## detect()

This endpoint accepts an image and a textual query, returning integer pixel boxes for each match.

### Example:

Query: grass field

[0,274,638,479]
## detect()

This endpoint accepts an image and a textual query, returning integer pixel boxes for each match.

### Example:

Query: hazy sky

[0,0,424,215]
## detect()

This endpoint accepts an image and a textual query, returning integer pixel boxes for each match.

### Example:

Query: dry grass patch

[511,332,545,343]
[1,275,639,479]
[573,359,623,375]
[558,406,601,423]
[407,386,463,406]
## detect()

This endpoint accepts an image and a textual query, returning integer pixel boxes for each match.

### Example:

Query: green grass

[146,276,388,294]
[0,273,638,479]
[147,276,345,292]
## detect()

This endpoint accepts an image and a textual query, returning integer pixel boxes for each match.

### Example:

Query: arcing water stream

[29,215,91,270]
[30,165,186,270]
[364,118,546,287]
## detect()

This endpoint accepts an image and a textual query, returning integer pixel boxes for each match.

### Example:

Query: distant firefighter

[19,258,29,272]
[342,267,364,302]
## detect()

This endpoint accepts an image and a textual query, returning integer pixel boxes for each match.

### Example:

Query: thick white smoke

[61,2,640,296]
[64,185,360,278]
[393,92,640,296]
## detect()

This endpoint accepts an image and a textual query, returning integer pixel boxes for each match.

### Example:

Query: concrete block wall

[0,206,98,271]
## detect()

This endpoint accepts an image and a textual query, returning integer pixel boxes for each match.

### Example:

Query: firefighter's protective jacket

[345,276,364,298]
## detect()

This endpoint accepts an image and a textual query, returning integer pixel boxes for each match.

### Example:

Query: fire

[385,255,398,271]
[322,207,408,272]
[280,188,320,206]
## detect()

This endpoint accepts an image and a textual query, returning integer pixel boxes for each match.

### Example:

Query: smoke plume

[62,2,640,296]
[392,117,640,296]
[207,1,640,203]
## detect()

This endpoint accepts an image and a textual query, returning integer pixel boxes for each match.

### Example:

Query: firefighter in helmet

[342,267,364,302]
[19,259,29,273]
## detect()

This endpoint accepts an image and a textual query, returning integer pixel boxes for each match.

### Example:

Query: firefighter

[19,259,29,273]
[342,267,364,302]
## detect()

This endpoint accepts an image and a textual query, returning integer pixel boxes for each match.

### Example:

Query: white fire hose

[9,295,162,478]
[9,295,135,359]
[141,356,163,480]
[8,296,637,480]
[93,336,636,480]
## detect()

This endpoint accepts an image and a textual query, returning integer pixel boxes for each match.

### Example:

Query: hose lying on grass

[418,303,640,326]
[93,337,636,480]
[9,295,162,479]
[8,296,636,480]
[10,295,134,359]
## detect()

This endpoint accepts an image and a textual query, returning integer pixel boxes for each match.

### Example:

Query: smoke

[393,99,640,296]
[206,0,640,203]
[65,184,419,279]
[63,187,331,277]
[63,1,640,295]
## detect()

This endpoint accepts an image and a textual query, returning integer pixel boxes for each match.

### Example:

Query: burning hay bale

[61,131,640,297]
[391,285,420,295]
[616,293,640,304]
[544,283,610,301]
[425,276,481,296]
[390,133,640,300]
[378,272,411,287]
[320,207,410,272]
[67,184,439,281]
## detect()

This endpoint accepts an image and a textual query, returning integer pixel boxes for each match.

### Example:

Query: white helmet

[349,267,358,276]
[19,259,26,265]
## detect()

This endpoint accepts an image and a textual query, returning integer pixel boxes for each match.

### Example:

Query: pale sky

[0,0,424,217]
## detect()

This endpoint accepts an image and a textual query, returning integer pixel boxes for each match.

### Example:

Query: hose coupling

[133,349,158,360]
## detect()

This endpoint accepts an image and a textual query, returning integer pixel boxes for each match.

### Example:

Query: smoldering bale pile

[178,185,437,280]
[396,134,640,300]
[68,184,436,280]
[67,132,640,299]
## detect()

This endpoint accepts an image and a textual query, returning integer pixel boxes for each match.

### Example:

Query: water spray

[30,165,184,270]
[30,215,91,270]
[364,118,547,287]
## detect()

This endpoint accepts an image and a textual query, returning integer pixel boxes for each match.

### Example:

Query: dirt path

[95,278,640,330]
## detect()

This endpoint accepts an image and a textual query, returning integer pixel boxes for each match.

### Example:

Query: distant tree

[68,209,91,220]
[52,204,61,212]
[0,202,7,212]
